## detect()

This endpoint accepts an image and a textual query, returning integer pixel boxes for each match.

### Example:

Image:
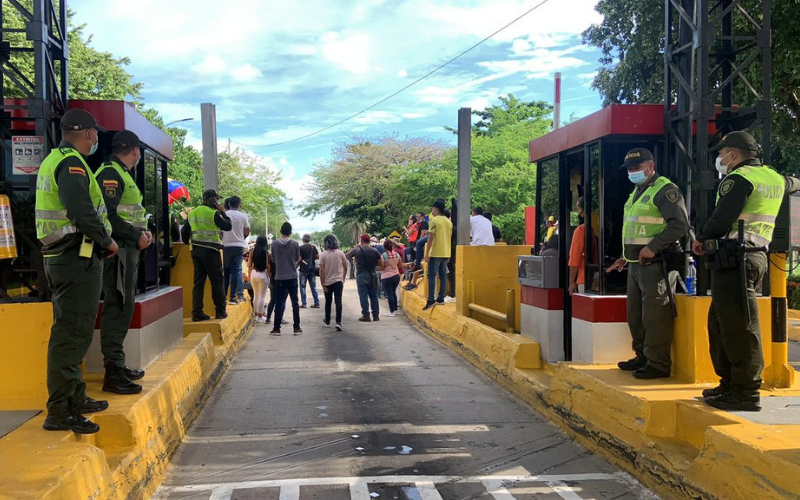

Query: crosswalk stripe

[208,487,233,500]
[414,480,444,500]
[547,480,585,500]
[280,484,300,500]
[482,480,517,500]
[349,479,371,499]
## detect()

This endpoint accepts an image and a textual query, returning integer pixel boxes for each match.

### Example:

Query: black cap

[432,199,446,211]
[710,131,760,153]
[202,189,220,200]
[112,130,141,149]
[620,148,654,169]
[60,109,106,132]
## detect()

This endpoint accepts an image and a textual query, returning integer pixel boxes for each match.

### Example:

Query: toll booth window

[142,150,164,292]
[539,157,559,252]
[585,145,600,293]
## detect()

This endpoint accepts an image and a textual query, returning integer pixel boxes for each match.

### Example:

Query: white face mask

[715,152,733,175]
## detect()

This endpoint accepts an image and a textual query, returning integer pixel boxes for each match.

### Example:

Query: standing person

[484,211,502,242]
[270,222,302,335]
[182,190,232,322]
[606,148,689,379]
[37,109,117,434]
[298,233,320,308]
[319,234,348,330]
[469,206,494,246]
[380,239,405,316]
[221,196,250,304]
[404,215,419,262]
[247,235,271,323]
[95,130,152,395]
[346,234,384,322]
[410,212,429,272]
[423,199,453,310]
[692,132,800,411]
[568,198,597,295]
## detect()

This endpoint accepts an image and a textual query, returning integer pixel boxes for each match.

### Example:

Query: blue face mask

[628,170,648,184]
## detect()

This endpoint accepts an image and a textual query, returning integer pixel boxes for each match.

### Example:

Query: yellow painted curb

[0,305,253,500]
[402,285,800,500]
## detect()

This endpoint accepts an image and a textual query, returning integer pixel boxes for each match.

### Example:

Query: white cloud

[230,63,264,82]
[191,55,226,74]
[397,69,408,78]
[321,31,372,75]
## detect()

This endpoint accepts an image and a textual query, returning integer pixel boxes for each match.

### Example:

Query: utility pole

[201,103,219,191]
[456,108,471,246]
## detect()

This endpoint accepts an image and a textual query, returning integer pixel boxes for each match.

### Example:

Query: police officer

[37,109,118,434]
[95,130,153,395]
[607,148,689,379]
[692,131,800,411]
[181,190,232,321]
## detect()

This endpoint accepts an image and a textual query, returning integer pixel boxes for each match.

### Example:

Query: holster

[704,239,740,271]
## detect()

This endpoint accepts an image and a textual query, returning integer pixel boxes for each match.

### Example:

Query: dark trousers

[44,250,103,416]
[299,269,320,306]
[414,236,428,267]
[223,246,245,301]
[266,281,277,319]
[356,272,380,317]
[708,252,767,399]
[100,245,140,368]
[191,246,226,317]
[427,257,449,303]
[274,278,300,330]
[382,275,400,312]
[324,280,344,324]
[626,262,674,373]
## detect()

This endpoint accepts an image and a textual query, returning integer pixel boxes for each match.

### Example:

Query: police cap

[710,131,760,153]
[620,148,654,169]
[112,130,141,149]
[60,109,106,132]
[202,189,220,201]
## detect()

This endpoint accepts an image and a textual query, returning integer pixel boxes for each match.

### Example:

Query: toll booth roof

[4,99,173,161]
[529,104,664,163]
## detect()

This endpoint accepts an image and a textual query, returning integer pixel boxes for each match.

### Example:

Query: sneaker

[436,299,445,304]
[43,411,99,434]
[386,312,397,317]
[443,296,456,303]
[702,385,727,399]
[228,298,239,305]
[373,315,380,322]
[257,316,267,323]
[281,319,289,325]
[293,328,303,335]
[335,324,343,331]
[300,304,307,309]
[323,321,330,327]
[78,397,109,414]
[422,301,436,311]
[705,392,761,412]
[632,365,670,379]
[216,312,228,320]
[192,313,211,322]
[269,329,281,336]
[310,304,320,309]
[617,356,647,371]
[358,316,372,322]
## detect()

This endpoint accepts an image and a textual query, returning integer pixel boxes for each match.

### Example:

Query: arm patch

[665,188,679,203]
[719,178,735,196]
[68,167,86,176]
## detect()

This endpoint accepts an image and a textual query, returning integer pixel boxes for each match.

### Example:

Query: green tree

[472,94,553,137]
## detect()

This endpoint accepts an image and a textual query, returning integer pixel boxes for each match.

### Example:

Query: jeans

[266,281,277,319]
[273,278,300,330]
[191,247,226,317]
[356,272,380,318]
[223,246,245,301]
[299,268,320,306]
[382,275,400,312]
[414,236,428,267]
[323,281,344,324]
[427,257,449,303]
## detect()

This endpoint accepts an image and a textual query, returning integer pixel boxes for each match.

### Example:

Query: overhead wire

[230,0,553,149]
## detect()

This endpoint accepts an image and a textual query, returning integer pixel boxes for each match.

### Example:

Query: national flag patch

[68,167,86,176]
[102,180,119,187]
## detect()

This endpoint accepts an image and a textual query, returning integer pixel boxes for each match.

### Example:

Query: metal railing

[465,279,516,334]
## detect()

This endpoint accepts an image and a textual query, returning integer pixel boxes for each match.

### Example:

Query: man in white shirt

[470,206,495,246]
[221,196,250,303]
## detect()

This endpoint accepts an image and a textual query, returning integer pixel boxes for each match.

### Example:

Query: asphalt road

[154,282,656,500]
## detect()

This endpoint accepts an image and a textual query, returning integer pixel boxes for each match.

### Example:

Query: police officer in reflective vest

[693,131,800,411]
[95,130,153,395]
[36,109,118,434]
[181,190,232,321]
[607,148,689,379]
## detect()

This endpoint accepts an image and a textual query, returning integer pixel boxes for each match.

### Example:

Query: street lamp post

[165,117,194,128]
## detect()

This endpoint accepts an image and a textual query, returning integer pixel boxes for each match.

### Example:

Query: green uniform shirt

[622,174,689,262]
[39,141,113,256]
[95,157,143,247]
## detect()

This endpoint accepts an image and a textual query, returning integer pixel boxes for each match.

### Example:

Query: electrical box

[518,255,559,288]
[772,193,800,252]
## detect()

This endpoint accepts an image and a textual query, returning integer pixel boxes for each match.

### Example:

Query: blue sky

[72,0,605,233]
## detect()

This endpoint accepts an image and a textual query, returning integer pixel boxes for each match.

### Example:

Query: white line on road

[208,487,233,500]
[349,479,371,499]
[481,480,516,500]
[414,480,444,500]
[280,484,300,500]
[546,480,585,500]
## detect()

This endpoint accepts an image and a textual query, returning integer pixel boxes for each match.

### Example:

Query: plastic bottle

[685,258,697,295]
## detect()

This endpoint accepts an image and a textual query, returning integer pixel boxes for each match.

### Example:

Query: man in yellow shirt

[423,198,453,310]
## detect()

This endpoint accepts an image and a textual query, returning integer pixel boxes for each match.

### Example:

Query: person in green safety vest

[95,130,153,396]
[36,109,118,435]
[181,189,232,321]
[692,131,800,412]
[607,148,689,379]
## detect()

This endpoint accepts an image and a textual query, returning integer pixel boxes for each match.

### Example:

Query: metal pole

[766,253,795,388]
[201,103,219,191]
[553,73,562,130]
[456,108,472,246]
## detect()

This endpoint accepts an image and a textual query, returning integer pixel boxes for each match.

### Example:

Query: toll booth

[521,104,668,363]
[0,99,174,301]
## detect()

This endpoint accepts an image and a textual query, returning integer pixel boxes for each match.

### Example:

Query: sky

[72,0,606,234]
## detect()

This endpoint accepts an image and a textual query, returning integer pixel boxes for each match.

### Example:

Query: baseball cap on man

[710,131,760,153]
[60,109,106,132]
[112,130,141,149]
[620,148,654,169]
[432,199,446,211]
[360,234,371,243]
[202,189,220,201]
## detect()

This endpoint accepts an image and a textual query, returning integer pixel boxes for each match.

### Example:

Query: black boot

[122,366,145,381]
[78,396,109,414]
[103,363,143,395]
[43,410,99,434]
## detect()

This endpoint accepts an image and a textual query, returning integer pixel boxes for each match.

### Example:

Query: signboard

[12,136,44,175]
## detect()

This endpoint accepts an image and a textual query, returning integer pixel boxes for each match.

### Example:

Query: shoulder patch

[68,167,86,176]
[102,180,119,187]
[665,189,680,203]
[719,178,735,196]
[105,186,117,198]
[641,195,650,204]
